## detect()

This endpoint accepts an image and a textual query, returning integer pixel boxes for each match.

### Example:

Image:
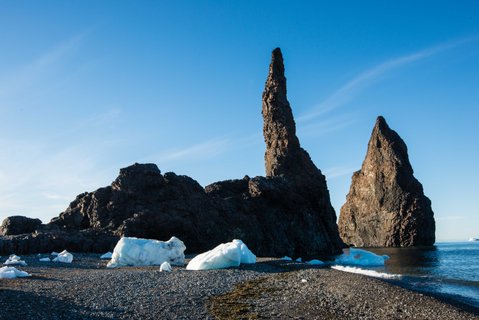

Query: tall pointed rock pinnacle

[338,116,435,247]
[262,48,319,178]
[261,47,343,255]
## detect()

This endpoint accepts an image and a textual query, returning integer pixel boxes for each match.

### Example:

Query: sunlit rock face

[338,116,435,247]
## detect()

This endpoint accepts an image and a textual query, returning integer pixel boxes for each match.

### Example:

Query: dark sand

[0,254,477,319]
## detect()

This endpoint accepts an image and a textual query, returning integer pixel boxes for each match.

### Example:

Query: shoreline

[0,254,477,319]
[386,278,479,316]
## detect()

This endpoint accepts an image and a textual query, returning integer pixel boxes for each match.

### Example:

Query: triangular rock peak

[262,48,323,179]
[338,116,435,247]
[0,48,343,258]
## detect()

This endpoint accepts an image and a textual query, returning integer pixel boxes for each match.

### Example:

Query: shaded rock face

[0,230,119,255]
[0,48,343,258]
[338,116,435,247]
[0,216,42,236]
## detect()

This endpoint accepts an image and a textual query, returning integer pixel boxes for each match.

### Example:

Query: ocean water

[366,242,479,309]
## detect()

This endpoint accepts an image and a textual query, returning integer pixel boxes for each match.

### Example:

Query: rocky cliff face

[0,48,343,258]
[338,116,435,247]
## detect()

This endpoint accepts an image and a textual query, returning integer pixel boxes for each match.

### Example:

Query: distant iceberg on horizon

[468,237,479,241]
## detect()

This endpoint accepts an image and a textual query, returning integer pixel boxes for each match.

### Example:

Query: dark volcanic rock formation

[0,216,42,236]
[0,48,343,258]
[338,116,435,247]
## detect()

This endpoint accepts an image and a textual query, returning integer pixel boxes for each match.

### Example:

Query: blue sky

[0,1,478,241]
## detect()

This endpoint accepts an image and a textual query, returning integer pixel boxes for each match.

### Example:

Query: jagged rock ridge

[0,48,343,258]
[338,116,435,247]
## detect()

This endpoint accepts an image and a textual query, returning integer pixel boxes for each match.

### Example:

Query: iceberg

[281,256,293,261]
[160,261,172,272]
[186,239,256,271]
[39,257,51,262]
[334,248,389,266]
[107,236,186,268]
[331,265,401,279]
[52,250,73,263]
[295,257,302,263]
[0,266,31,279]
[100,252,113,259]
[4,255,27,266]
[307,259,325,266]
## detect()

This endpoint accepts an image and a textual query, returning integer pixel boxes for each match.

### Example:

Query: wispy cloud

[0,138,114,224]
[0,33,85,102]
[298,112,357,137]
[435,215,467,222]
[153,139,231,165]
[298,35,479,122]
[323,166,357,179]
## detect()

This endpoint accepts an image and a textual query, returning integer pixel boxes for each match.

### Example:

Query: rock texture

[0,216,42,236]
[338,116,435,247]
[0,48,343,258]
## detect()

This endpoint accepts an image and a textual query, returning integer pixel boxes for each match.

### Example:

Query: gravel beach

[0,254,477,319]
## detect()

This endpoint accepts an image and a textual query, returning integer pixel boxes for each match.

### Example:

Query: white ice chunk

[51,251,59,256]
[301,278,307,283]
[4,254,27,266]
[100,252,113,259]
[107,236,186,268]
[0,266,31,279]
[281,256,293,261]
[295,257,302,263]
[39,257,51,262]
[160,261,172,272]
[307,259,325,266]
[186,239,256,271]
[238,241,256,264]
[53,250,73,263]
[331,265,401,279]
[334,248,389,266]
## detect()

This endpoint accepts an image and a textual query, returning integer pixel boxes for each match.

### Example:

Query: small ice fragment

[51,251,59,256]
[39,257,51,262]
[100,252,113,259]
[53,250,73,263]
[281,256,293,261]
[295,257,302,263]
[334,248,389,267]
[160,261,172,272]
[4,254,27,266]
[0,266,31,279]
[307,259,325,266]
[301,279,307,283]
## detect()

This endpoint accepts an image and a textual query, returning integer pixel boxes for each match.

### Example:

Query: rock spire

[262,48,319,178]
[338,116,435,247]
